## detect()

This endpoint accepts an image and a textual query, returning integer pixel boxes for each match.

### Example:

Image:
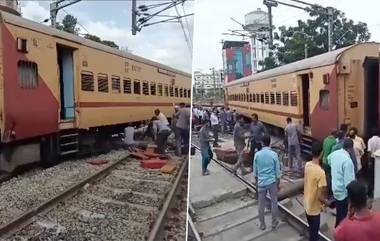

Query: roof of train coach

[0,11,191,78]
[225,42,379,87]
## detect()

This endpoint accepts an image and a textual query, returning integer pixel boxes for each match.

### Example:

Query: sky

[193,0,380,71]
[20,0,194,72]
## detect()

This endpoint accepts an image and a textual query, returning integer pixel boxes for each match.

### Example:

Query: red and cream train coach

[225,42,380,147]
[0,11,191,171]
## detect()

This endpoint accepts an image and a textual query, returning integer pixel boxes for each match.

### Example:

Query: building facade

[193,69,224,98]
[222,41,252,84]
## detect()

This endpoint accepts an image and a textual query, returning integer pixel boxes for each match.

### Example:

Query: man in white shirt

[366,128,380,198]
[210,109,220,147]
[154,109,169,126]
[124,124,148,151]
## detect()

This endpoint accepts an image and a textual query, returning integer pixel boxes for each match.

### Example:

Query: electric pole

[327,7,333,51]
[50,0,82,28]
[132,0,137,35]
[263,0,278,48]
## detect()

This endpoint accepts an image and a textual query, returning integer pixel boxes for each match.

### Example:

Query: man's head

[252,113,258,122]
[174,106,179,112]
[154,109,160,116]
[347,180,368,211]
[286,117,292,124]
[343,138,354,150]
[226,107,230,111]
[348,127,358,139]
[337,130,345,140]
[311,142,323,159]
[179,102,185,108]
[262,135,271,147]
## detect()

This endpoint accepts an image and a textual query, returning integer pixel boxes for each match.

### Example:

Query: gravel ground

[0,150,129,226]
[6,155,185,241]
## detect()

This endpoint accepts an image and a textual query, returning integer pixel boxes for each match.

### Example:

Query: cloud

[20,1,50,22]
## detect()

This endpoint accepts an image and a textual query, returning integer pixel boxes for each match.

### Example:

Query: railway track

[188,144,331,241]
[0,152,188,241]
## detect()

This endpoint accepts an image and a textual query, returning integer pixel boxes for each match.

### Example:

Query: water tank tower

[244,8,270,73]
[0,0,20,16]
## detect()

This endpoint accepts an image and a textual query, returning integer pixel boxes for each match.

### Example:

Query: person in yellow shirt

[304,142,327,241]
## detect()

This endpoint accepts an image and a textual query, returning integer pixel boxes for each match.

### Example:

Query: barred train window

[188,89,191,98]
[165,85,169,96]
[270,92,275,104]
[252,93,256,102]
[142,81,149,95]
[283,92,289,106]
[260,93,264,103]
[157,84,163,96]
[265,92,269,104]
[256,93,260,103]
[319,90,329,111]
[133,79,141,94]
[98,74,108,93]
[81,72,94,91]
[290,91,298,106]
[175,87,178,97]
[184,89,187,98]
[180,88,183,98]
[18,61,38,89]
[123,78,132,94]
[150,82,156,95]
[111,76,121,93]
[169,86,174,97]
[276,92,281,105]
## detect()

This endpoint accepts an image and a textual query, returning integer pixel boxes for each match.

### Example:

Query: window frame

[97,74,109,93]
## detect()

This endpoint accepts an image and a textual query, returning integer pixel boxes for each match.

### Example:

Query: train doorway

[301,74,310,127]
[57,45,75,121]
[364,57,379,137]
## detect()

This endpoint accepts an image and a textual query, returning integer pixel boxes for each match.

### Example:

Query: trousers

[306,214,320,241]
[201,146,211,171]
[233,145,245,173]
[335,198,348,227]
[212,125,219,145]
[288,144,301,170]
[156,130,171,154]
[258,182,278,226]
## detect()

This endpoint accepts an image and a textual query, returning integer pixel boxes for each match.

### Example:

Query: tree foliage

[57,15,119,49]
[261,6,371,69]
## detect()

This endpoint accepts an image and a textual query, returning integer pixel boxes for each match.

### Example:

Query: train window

[265,92,269,104]
[150,82,156,95]
[98,74,109,93]
[255,94,259,103]
[283,92,289,106]
[319,90,329,110]
[169,86,174,97]
[123,78,132,94]
[270,92,275,104]
[175,87,179,97]
[276,92,281,105]
[184,89,187,98]
[18,61,38,89]
[290,91,298,106]
[252,93,255,103]
[143,81,149,95]
[260,93,264,103]
[157,84,163,96]
[111,76,121,93]
[165,85,169,96]
[180,88,183,98]
[81,72,94,91]
[188,89,191,98]
[133,79,141,94]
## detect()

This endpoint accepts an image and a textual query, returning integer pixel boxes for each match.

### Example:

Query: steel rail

[0,156,129,239]
[147,157,188,241]
[191,144,332,241]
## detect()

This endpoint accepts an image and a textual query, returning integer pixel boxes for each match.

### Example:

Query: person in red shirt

[334,180,380,241]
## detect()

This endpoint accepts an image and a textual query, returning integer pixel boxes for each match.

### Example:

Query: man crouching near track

[253,135,281,230]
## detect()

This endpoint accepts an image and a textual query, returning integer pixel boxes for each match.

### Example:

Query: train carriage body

[0,11,191,171]
[225,42,380,143]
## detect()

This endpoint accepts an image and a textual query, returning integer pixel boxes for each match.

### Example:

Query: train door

[301,74,310,127]
[57,45,75,120]
[364,57,379,137]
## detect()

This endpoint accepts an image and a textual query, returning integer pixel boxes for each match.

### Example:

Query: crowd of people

[123,103,191,156]
[196,106,380,241]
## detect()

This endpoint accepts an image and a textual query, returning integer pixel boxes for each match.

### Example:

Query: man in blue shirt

[327,138,356,227]
[253,135,281,230]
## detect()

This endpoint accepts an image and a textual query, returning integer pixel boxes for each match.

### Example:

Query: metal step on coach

[59,130,79,156]
[301,126,313,157]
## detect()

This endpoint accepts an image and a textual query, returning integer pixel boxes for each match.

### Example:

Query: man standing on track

[232,115,248,175]
[334,180,380,241]
[220,107,227,134]
[210,109,221,147]
[225,108,233,133]
[285,117,302,173]
[175,103,190,155]
[327,138,356,227]
[249,113,267,161]
[304,142,327,241]
[199,121,212,176]
[253,135,281,230]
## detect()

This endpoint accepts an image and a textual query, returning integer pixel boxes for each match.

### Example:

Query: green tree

[84,34,119,49]
[84,34,102,42]
[101,40,119,49]
[261,6,371,70]
[57,14,79,35]
[258,52,278,72]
